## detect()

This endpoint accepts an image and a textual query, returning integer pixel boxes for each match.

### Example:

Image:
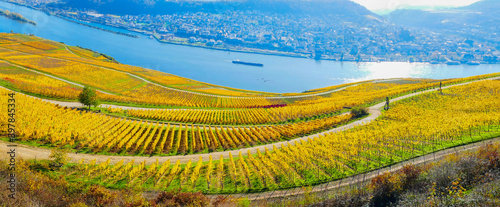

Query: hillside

[386,0,499,41]
[463,0,500,12]
[45,0,378,22]
[1,33,500,206]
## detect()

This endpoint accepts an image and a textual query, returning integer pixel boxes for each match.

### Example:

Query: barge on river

[232,59,264,67]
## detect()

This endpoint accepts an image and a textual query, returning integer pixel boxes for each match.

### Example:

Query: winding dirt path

[0,59,119,95]
[0,46,364,111]
[1,76,497,166]
[1,43,364,100]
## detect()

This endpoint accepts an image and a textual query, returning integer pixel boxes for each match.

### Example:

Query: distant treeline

[0,9,36,25]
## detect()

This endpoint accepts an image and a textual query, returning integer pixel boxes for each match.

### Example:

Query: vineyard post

[362,172,366,190]
[454,138,459,154]
[351,164,358,191]
[468,126,472,144]
[347,173,352,192]
[389,163,392,178]
[267,191,275,205]
[432,135,436,160]
[440,132,445,150]
[411,136,415,162]
[400,135,405,160]
[253,193,259,204]
[457,130,463,146]
[357,173,362,190]
[439,81,443,95]
[423,143,428,167]
[338,167,346,197]
[322,179,330,198]
[478,125,482,139]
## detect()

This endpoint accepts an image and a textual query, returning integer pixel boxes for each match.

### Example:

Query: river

[0,1,498,93]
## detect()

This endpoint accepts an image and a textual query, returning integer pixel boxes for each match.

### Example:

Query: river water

[0,1,498,93]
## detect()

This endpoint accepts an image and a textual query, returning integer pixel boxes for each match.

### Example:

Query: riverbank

[79,22,500,64]
[2,0,499,94]
[44,13,499,64]
[2,0,498,64]
[0,0,137,38]
[151,32,311,59]
[59,16,139,38]
[0,8,35,25]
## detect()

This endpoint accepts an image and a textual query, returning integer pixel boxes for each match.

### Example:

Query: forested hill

[463,0,500,12]
[46,0,378,21]
[386,0,499,32]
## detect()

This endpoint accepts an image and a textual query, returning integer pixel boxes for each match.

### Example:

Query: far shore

[3,0,498,65]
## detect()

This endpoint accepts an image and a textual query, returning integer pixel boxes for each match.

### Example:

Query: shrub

[84,186,117,207]
[427,162,458,195]
[174,192,209,207]
[370,172,402,207]
[400,164,423,191]
[211,195,231,207]
[153,191,209,207]
[49,149,69,168]
[350,107,369,118]
[154,191,175,204]
[477,144,500,171]
[456,156,484,188]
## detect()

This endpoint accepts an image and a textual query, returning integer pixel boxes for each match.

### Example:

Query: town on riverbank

[2,0,499,65]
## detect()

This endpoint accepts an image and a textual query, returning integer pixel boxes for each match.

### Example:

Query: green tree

[49,149,68,168]
[78,86,99,109]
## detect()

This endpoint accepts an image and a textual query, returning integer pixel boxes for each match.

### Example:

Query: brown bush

[370,172,402,207]
[84,186,118,207]
[0,159,87,207]
[154,191,176,204]
[477,144,500,171]
[211,195,231,207]
[400,164,423,191]
[153,191,209,207]
[174,192,209,206]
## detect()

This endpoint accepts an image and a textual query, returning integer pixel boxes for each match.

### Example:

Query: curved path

[0,60,114,96]
[0,47,364,110]
[0,50,363,112]
[1,76,498,166]
[1,43,365,100]
[26,82,359,111]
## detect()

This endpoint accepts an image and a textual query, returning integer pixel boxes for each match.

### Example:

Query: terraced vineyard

[122,77,486,125]
[0,87,355,155]
[0,33,278,97]
[31,79,500,193]
[0,60,81,99]
[1,33,500,201]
